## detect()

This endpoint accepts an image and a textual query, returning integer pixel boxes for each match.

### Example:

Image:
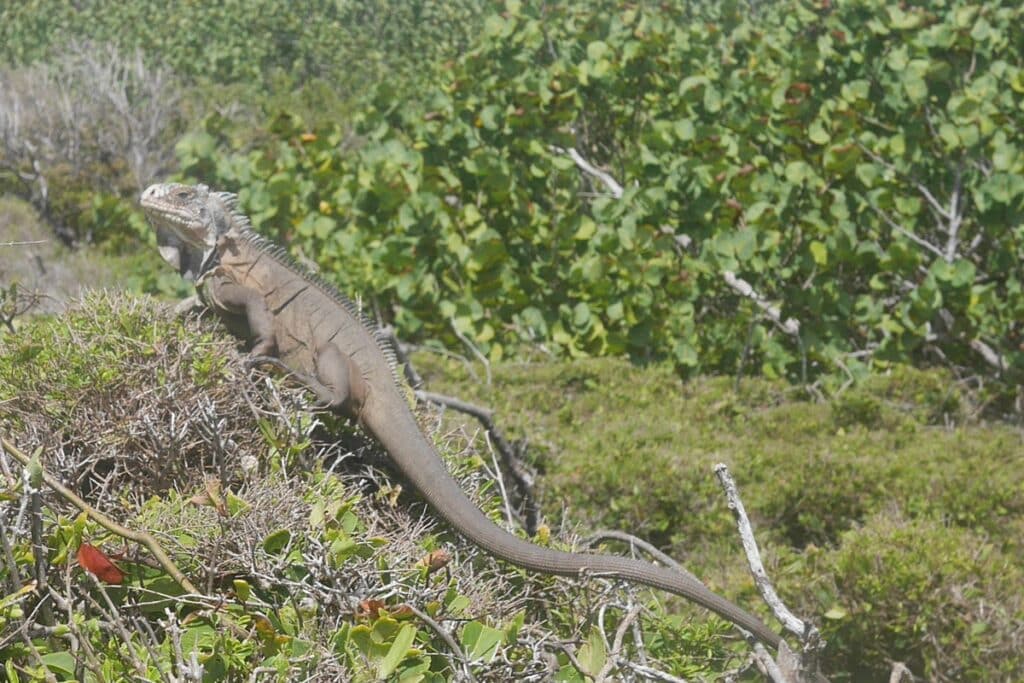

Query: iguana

[140,182,782,648]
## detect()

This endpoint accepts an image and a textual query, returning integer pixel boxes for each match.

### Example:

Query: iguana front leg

[201,272,277,357]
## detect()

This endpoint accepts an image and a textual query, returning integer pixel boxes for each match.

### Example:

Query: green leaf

[703,85,722,112]
[461,620,504,662]
[674,119,696,141]
[233,579,251,603]
[824,606,848,620]
[810,240,828,266]
[226,491,251,517]
[263,529,292,555]
[904,76,927,102]
[586,40,609,61]
[808,120,830,145]
[576,626,607,676]
[572,302,591,328]
[979,173,1024,205]
[40,652,77,678]
[678,75,710,96]
[378,623,417,678]
[574,217,596,241]
[855,163,879,187]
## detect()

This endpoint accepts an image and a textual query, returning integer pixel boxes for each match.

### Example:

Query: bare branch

[866,203,945,260]
[415,390,538,534]
[722,271,801,337]
[581,530,700,582]
[713,464,806,638]
[404,603,479,683]
[969,338,1008,373]
[943,164,965,263]
[551,145,625,198]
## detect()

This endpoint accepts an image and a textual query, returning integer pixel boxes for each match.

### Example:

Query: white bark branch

[551,145,624,198]
[713,464,808,639]
[722,272,801,337]
[969,338,1008,373]
[867,203,946,260]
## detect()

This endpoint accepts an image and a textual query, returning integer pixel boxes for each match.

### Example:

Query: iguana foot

[172,294,203,316]
[245,355,291,373]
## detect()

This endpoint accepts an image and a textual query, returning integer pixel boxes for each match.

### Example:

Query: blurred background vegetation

[1,0,1022,680]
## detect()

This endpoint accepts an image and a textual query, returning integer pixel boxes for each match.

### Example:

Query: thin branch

[866,203,945,260]
[415,390,539,534]
[595,603,642,683]
[752,641,789,683]
[618,660,691,683]
[551,145,624,198]
[943,164,964,263]
[969,338,1008,373]
[449,317,491,385]
[581,530,701,582]
[404,603,479,683]
[888,661,915,683]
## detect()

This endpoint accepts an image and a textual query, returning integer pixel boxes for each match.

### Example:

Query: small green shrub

[804,512,1023,681]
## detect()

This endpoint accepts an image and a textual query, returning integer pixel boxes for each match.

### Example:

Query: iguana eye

[176,189,191,199]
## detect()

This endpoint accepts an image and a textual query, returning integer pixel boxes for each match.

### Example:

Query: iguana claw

[245,355,289,372]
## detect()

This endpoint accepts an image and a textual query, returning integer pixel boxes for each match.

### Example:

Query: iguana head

[140,182,241,282]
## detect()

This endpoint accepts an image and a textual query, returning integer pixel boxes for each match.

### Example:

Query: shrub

[804,512,1024,681]
[0,41,184,244]
[173,0,1024,406]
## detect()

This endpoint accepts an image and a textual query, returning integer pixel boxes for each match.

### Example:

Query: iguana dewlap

[141,182,781,648]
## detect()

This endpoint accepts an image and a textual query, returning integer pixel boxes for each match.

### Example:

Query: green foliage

[806,513,1023,681]
[416,352,1024,679]
[167,0,1022,404]
[0,295,745,681]
[0,0,485,103]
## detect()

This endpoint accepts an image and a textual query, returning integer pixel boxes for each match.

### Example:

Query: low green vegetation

[0,295,750,681]
[1,296,1020,679]
[415,352,1024,680]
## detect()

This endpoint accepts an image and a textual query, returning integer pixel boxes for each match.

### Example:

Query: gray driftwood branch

[714,464,806,636]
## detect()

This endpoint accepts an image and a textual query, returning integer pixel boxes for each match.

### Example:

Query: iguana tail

[369,395,782,649]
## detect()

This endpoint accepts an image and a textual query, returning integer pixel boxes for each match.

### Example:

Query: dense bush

[0,294,747,681]
[0,0,485,104]
[805,512,1023,681]
[170,0,1022,407]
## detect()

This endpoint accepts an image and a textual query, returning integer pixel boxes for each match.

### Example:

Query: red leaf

[77,543,126,585]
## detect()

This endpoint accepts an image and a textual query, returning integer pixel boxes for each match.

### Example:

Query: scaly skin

[141,182,782,648]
